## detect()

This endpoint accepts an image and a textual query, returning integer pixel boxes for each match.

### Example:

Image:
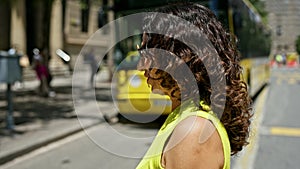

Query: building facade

[0,0,113,74]
[266,0,300,54]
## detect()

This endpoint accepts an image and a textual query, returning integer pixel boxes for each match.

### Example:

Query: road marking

[276,78,282,85]
[273,72,300,82]
[270,127,300,137]
[275,76,300,85]
[273,72,300,78]
[288,78,297,85]
[233,86,269,169]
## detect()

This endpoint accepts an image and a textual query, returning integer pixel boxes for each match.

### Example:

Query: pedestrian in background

[32,48,52,97]
[136,3,252,169]
[41,48,53,87]
[84,48,98,87]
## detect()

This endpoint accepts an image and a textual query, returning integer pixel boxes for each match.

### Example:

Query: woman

[136,3,252,169]
[32,48,50,97]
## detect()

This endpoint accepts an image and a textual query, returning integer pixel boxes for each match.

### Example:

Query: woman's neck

[171,98,181,111]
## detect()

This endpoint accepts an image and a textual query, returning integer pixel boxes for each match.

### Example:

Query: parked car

[114,51,172,122]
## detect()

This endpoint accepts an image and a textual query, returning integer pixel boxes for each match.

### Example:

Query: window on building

[81,0,90,32]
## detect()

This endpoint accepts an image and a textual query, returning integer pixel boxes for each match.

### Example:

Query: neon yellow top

[136,100,231,169]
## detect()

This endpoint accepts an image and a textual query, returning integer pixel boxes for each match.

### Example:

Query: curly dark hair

[138,3,252,155]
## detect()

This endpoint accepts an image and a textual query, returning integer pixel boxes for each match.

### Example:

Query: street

[254,68,300,168]
[1,67,300,169]
[233,67,300,169]
[0,122,159,169]
[1,0,300,168]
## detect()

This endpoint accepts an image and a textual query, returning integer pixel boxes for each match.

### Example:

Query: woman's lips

[146,77,152,85]
[144,70,149,78]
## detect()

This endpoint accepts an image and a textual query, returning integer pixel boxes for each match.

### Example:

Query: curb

[0,71,114,165]
[232,85,269,169]
[0,119,102,165]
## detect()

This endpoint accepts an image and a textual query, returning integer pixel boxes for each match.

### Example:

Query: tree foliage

[296,35,300,55]
[249,0,268,24]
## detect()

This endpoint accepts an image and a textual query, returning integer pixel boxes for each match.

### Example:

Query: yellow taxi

[114,51,269,121]
[115,51,172,119]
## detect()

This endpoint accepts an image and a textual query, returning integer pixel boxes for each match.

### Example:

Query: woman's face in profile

[137,56,170,96]
[144,68,169,95]
[136,34,173,97]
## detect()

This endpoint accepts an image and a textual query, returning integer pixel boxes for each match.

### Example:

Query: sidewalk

[0,69,117,165]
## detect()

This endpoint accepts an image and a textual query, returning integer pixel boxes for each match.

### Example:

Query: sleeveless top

[136,100,231,169]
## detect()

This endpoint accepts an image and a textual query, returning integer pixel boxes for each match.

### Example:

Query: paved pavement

[0,69,117,165]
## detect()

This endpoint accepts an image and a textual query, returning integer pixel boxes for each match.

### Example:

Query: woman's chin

[152,88,166,95]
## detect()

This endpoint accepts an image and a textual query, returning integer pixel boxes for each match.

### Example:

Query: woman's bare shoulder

[162,116,224,169]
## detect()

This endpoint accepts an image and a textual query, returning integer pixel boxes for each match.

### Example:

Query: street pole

[6,83,15,131]
[107,0,115,82]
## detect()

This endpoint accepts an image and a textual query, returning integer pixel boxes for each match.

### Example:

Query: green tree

[249,0,268,24]
[296,35,300,55]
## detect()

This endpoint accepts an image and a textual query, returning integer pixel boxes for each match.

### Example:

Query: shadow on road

[0,85,112,135]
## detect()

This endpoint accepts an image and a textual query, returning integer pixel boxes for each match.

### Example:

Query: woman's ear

[142,32,148,45]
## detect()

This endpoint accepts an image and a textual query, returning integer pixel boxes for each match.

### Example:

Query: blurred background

[0,0,300,169]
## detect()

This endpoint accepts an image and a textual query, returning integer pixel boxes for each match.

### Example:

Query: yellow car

[114,51,269,122]
[286,52,299,67]
[115,51,172,122]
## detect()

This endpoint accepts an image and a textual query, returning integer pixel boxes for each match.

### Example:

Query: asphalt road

[2,67,300,169]
[254,68,300,169]
[233,67,300,169]
[0,122,160,169]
